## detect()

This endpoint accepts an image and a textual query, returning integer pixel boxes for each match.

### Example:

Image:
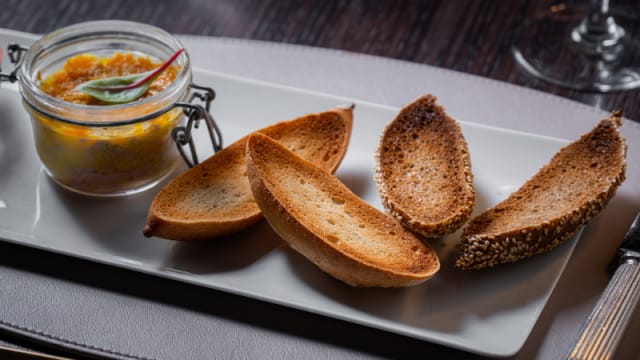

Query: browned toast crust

[246,133,440,287]
[143,106,353,241]
[375,95,475,238]
[456,113,627,270]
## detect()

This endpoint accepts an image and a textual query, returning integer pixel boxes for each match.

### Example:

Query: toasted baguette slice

[456,113,627,270]
[375,94,475,238]
[143,106,353,241]
[246,133,440,287]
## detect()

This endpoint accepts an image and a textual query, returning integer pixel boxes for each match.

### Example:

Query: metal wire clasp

[172,84,223,167]
[0,43,28,83]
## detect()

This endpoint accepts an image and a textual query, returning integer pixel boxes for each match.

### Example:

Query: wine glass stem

[572,0,625,53]
[588,0,610,30]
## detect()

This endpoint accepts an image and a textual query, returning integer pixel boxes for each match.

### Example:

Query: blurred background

[2,0,639,119]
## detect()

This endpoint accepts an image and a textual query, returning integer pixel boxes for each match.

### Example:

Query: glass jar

[5,20,221,196]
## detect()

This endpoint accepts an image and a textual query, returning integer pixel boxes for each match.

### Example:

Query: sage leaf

[75,48,184,104]
[75,71,154,104]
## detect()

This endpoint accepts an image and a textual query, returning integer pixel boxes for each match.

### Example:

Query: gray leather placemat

[0,30,639,359]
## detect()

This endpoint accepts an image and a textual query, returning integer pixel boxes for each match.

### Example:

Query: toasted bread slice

[456,113,627,270]
[375,95,475,238]
[246,133,440,287]
[143,106,353,241]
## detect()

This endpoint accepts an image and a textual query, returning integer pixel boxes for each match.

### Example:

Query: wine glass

[512,0,640,92]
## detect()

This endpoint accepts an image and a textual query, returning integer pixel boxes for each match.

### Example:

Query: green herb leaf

[76,71,154,104]
[75,48,184,104]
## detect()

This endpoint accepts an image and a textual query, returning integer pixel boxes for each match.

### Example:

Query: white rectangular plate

[0,68,576,357]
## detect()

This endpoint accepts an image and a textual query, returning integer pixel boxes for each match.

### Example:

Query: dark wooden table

[2,0,640,121]
[1,1,639,359]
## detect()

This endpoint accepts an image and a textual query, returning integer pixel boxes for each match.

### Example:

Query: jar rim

[18,20,191,126]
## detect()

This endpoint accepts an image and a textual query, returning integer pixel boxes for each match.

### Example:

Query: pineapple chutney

[28,50,187,196]
[13,21,211,197]
[39,52,177,105]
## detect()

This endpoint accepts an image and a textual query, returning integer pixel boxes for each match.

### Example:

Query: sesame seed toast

[143,106,353,241]
[375,94,475,238]
[246,133,440,287]
[456,113,627,270]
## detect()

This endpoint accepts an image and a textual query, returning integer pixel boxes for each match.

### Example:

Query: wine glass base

[512,7,640,92]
